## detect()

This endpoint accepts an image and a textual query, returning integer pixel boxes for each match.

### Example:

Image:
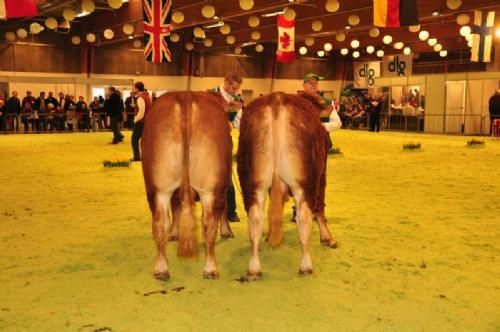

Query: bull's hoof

[321,239,338,249]
[153,271,170,281]
[247,271,262,281]
[299,269,313,277]
[220,232,234,240]
[203,271,220,279]
[169,235,179,241]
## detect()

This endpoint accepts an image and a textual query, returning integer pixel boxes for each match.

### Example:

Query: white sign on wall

[382,54,413,77]
[353,61,381,88]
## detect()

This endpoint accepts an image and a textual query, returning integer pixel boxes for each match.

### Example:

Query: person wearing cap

[488,89,500,135]
[213,71,244,222]
[302,73,342,147]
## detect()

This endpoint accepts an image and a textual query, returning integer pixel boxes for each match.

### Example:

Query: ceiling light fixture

[203,21,224,29]
[261,9,285,17]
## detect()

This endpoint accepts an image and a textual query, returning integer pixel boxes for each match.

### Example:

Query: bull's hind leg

[247,190,266,280]
[316,211,337,248]
[293,189,314,276]
[199,193,219,279]
[169,189,181,241]
[152,191,174,280]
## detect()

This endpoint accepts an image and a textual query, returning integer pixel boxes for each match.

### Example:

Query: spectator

[76,96,90,132]
[107,87,124,144]
[89,96,103,130]
[124,91,136,129]
[21,99,35,132]
[6,91,21,131]
[21,91,35,109]
[34,92,47,131]
[0,92,5,132]
[488,89,500,135]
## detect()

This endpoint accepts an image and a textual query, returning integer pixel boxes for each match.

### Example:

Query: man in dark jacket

[5,91,21,131]
[107,86,124,144]
[489,89,500,135]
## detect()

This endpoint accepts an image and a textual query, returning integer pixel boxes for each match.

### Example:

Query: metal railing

[0,112,136,133]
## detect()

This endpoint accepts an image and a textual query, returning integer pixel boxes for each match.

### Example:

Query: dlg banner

[353,62,381,88]
[382,54,413,77]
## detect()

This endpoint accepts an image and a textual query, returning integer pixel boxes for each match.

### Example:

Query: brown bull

[141,91,233,280]
[237,92,336,279]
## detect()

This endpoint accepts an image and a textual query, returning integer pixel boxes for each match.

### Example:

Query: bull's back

[142,91,231,194]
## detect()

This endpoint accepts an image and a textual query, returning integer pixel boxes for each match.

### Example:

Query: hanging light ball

[403,47,411,55]
[312,20,323,32]
[299,46,307,55]
[133,39,142,48]
[193,27,205,38]
[446,0,462,10]
[394,42,404,49]
[408,25,420,33]
[81,0,95,13]
[456,14,470,26]
[226,35,235,44]
[325,0,340,13]
[460,26,471,37]
[348,15,360,26]
[366,45,375,54]
[305,37,314,46]
[433,43,443,52]
[239,0,254,11]
[172,11,185,24]
[204,38,213,47]
[352,51,360,58]
[317,50,325,57]
[123,24,134,35]
[419,30,429,41]
[255,44,264,53]
[185,42,194,51]
[5,31,16,42]
[71,36,81,45]
[350,39,360,48]
[324,43,333,52]
[333,32,344,42]
[284,8,296,20]
[108,0,122,10]
[369,28,380,38]
[248,16,260,27]
[251,31,261,40]
[234,46,242,54]
[440,50,448,57]
[86,33,96,43]
[383,35,392,44]
[16,28,28,39]
[63,8,77,21]
[340,48,349,56]
[201,5,215,18]
[45,17,58,30]
[220,23,231,35]
[170,33,180,42]
[30,22,43,34]
[376,50,385,57]
[103,29,114,40]
[428,38,437,46]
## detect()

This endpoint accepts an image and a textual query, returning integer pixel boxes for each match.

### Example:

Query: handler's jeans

[131,121,144,159]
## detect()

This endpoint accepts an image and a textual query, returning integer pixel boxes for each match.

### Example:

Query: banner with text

[354,61,381,88]
[382,54,413,77]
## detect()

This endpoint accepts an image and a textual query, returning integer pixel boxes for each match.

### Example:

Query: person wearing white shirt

[213,71,243,222]
[130,82,151,161]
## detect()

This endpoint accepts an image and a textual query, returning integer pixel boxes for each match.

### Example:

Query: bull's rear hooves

[203,271,220,279]
[169,235,179,241]
[153,271,170,281]
[321,239,338,249]
[299,269,313,277]
[220,232,235,240]
[247,271,262,281]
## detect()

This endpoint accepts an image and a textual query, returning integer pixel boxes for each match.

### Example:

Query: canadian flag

[0,0,38,20]
[276,14,295,63]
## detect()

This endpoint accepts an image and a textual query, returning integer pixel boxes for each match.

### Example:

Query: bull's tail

[267,95,284,248]
[177,93,197,257]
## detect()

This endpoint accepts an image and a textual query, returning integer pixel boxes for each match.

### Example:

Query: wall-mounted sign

[382,54,413,77]
[353,61,381,88]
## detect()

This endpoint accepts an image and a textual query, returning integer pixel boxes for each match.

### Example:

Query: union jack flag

[143,0,172,63]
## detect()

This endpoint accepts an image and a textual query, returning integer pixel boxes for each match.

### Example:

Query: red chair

[493,119,500,138]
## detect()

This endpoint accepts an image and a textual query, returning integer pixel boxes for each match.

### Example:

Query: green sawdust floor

[0,130,499,331]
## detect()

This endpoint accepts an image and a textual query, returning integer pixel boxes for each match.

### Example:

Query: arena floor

[1,130,499,331]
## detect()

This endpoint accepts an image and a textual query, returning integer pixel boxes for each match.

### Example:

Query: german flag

[373,0,419,28]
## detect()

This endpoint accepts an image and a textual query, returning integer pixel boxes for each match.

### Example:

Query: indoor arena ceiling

[1,0,500,59]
